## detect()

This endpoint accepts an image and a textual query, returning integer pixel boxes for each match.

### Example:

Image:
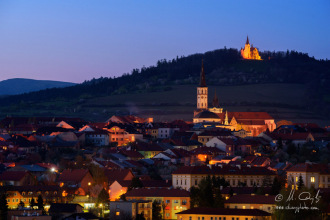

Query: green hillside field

[3,83,326,126]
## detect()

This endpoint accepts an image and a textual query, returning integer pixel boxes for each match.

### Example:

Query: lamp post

[99,203,104,217]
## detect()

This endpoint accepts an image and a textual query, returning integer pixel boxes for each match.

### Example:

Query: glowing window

[311,177,315,183]
[116,212,120,216]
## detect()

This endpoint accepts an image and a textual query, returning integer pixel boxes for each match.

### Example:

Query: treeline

[0,48,329,117]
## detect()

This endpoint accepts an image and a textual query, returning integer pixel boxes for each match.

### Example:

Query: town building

[193,62,276,137]
[110,200,152,220]
[125,188,190,220]
[172,165,276,190]
[286,162,330,189]
[224,194,276,213]
[176,207,271,220]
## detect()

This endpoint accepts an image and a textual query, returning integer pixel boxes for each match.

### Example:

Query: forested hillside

[0,48,329,120]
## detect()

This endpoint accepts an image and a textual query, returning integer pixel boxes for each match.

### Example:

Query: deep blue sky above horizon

[0,1,329,83]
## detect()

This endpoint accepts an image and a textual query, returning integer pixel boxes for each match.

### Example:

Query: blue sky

[0,0,329,83]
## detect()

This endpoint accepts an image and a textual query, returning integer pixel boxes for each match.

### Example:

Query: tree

[37,195,44,213]
[119,193,126,201]
[19,200,25,209]
[88,164,107,186]
[297,175,304,190]
[190,175,225,208]
[152,200,162,220]
[161,201,169,220]
[0,193,8,220]
[287,142,296,155]
[30,198,36,209]
[129,177,143,190]
[189,186,200,208]
[213,187,224,208]
[198,176,214,207]
[136,213,146,220]
[271,177,282,195]
[97,188,110,204]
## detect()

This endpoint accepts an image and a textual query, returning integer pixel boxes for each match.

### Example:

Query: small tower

[197,60,208,110]
[224,110,229,125]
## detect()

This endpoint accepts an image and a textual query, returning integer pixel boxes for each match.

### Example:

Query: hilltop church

[193,61,276,136]
[240,36,262,60]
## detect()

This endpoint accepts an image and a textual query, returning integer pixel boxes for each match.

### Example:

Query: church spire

[212,89,220,108]
[199,59,206,87]
[224,110,229,125]
[246,35,250,45]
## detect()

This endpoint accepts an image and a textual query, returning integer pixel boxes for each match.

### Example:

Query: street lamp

[99,203,104,217]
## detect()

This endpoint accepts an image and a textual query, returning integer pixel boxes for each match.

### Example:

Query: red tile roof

[125,188,189,197]
[104,169,134,183]
[225,194,276,204]
[120,150,144,158]
[0,171,30,181]
[190,146,225,155]
[58,169,89,183]
[88,122,107,129]
[141,180,172,188]
[287,163,330,174]
[173,165,276,176]
[251,156,270,166]
[176,207,271,216]
[269,132,313,140]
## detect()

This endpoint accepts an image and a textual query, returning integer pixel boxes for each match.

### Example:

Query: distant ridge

[0,78,76,95]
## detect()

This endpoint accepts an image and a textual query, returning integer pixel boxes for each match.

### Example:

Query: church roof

[217,112,273,120]
[246,35,249,45]
[195,110,220,119]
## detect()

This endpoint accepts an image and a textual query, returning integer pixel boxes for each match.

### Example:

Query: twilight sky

[0,1,329,83]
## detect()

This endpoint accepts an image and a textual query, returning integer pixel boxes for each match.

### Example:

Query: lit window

[296,177,298,182]
[311,177,315,183]
[243,205,246,209]
[116,212,120,216]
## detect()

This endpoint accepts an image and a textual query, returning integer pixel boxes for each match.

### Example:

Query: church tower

[197,60,208,110]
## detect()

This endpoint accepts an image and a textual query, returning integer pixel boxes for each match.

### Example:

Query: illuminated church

[193,61,276,136]
[240,36,262,60]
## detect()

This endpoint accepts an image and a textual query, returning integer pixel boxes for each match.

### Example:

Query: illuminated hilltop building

[241,36,262,60]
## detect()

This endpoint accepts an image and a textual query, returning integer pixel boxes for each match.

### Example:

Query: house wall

[286,171,330,189]
[81,172,95,193]
[176,213,271,220]
[225,203,275,213]
[127,196,190,220]
[173,174,275,191]
[109,181,128,201]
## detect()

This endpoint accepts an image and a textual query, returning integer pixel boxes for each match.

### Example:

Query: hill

[0,78,76,95]
[0,48,329,125]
